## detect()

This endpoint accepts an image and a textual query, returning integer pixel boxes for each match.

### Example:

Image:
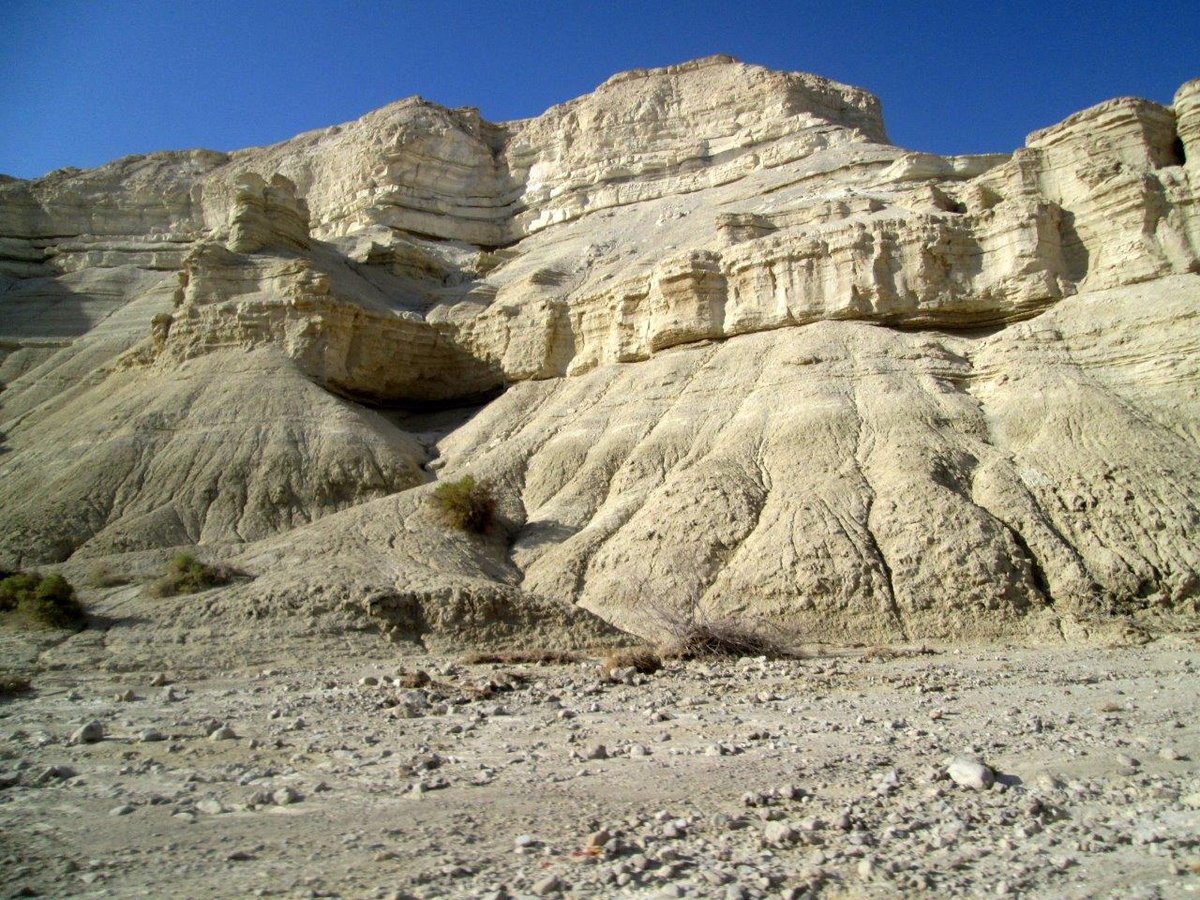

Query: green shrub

[432,475,496,534]
[0,571,86,629]
[147,553,231,598]
[0,573,40,612]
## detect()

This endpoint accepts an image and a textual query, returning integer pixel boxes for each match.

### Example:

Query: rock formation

[1,55,1198,646]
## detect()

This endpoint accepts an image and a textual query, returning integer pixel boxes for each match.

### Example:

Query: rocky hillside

[2,55,1198,646]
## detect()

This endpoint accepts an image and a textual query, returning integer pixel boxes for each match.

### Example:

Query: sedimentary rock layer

[1,57,1197,643]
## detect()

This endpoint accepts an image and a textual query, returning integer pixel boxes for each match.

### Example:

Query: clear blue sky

[2,0,1197,179]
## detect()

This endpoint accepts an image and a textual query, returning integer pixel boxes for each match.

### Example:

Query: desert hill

[2,55,1199,650]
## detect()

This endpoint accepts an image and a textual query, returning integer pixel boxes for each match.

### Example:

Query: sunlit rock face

[1,56,1197,645]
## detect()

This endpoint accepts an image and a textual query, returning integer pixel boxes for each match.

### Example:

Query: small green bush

[0,573,40,611]
[0,571,86,629]
[147,553,232,598]
[432,475,496,534]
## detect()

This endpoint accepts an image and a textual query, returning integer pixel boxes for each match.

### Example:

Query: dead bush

[603,646,662,675]
[395,670,431,688]
[658,620,798,660]
[639,597,801,661]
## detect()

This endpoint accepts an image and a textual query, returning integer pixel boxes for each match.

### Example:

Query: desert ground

[2,595,1198,899]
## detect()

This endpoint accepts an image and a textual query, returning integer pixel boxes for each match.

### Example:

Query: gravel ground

[1,634,1199,898]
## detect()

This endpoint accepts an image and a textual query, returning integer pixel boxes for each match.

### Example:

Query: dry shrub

[395,670,431,688]
[623,557,802,661]
[0,674,31,698]
[639,598,801,661]
[659,620,797,660]
[147,553,235,598]
[460,649,583,666]
[603,646,662,675]
[432,475,496,534]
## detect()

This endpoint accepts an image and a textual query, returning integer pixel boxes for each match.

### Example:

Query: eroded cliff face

[1,56,1197,643]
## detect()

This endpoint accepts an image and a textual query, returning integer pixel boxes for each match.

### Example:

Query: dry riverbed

[2,634,1199,898]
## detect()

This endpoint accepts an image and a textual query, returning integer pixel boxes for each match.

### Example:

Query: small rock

[584,744,608,761]
[209,725,237,741]
[108,803,135,816]
[763,821,796,845]
[586,829,611,849]
[1159,747,1186,761]
[138,729,166,743]
[272,786,301,805]
[32,765,76,784]
[70,721,104,745]
[532,874,561,896]
[775,784,804,801]
[196,799,226,815]
[947,757,994,790]
[876,768,900,794]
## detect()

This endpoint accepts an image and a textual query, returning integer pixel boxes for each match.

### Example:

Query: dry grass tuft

[603,646,662,675]
[460,649,584,666]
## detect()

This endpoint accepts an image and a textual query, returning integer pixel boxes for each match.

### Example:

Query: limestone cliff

[1,56,1197,644]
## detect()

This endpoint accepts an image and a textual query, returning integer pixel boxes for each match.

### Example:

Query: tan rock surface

[1,56,1198,646]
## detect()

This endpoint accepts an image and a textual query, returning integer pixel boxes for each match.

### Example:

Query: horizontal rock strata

[1,57,1198,643]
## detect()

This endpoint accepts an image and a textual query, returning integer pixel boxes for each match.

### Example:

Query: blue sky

[2,0,1197,179]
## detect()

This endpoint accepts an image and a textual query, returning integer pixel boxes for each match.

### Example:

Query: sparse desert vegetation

[657,619,800,660]
[602,645,663,674]
[432,474,496,533]
[146,553,234,598]
[0,570,86,629]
